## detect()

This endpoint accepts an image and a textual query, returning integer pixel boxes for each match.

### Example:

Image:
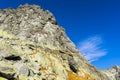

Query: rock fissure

[5,55,21,61]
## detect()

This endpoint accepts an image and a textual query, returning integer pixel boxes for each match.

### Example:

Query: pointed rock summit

[0,4,111,80]
[102,65,120,80]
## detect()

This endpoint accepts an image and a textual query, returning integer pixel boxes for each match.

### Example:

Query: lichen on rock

[0,4,111,80]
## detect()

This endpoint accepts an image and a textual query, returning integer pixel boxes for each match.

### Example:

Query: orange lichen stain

[39,66,47,73]
[52,50,60,54]
[40,66,47,71]
[52,50,70,61]
[67,71,95,80]
[30,50,39,55]
[46,73,57,77]
[46,73,57,80]
[63,64,66,68]
[44,54,52,61]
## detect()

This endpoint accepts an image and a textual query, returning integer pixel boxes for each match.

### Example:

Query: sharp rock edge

[0,4,113,80]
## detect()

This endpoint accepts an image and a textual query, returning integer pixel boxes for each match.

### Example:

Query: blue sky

[0,0,120,70]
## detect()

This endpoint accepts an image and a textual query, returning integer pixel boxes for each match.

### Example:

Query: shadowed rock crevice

[68,55,78,73]
[0,67,16,80]
[0,73,14,80]
[5,55,21,61]
[69,64,78,73]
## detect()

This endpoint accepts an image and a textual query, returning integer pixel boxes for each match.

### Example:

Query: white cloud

[77,36,107,62]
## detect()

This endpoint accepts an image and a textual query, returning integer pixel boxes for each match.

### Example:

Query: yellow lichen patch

[0,77,7,80]
[1,42,13,52]
[46,73,57,80]
[18,74,27,80]
[30,50,38,55]
[46,73,57,77]
[67,71,95,80]
[44,54,52,61]
[29,49,42,59]
[0,29,16,39]
[18,39,34,46]
[52,50,61,55]
[52,50,69,58]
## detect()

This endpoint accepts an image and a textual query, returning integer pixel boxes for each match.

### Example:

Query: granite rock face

[0,4,110,80]
[102,65,120,80]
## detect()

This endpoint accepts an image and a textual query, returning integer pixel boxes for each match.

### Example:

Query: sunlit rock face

[0,4,110,80]
[102,65,120,80]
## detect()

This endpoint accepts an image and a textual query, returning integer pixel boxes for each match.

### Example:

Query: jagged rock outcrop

[0,4,110,80]
[102,65,120,80]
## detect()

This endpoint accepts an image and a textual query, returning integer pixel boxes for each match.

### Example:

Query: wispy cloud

[77,36,107,62]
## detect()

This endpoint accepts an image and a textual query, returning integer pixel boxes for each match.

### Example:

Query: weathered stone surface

[102,65,120,80]
[0,4,111,80]
[14,63,29,76]
[0,61,16,79]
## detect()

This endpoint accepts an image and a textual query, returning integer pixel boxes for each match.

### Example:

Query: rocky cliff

[0,4,110,80]
[102,65,120,80]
